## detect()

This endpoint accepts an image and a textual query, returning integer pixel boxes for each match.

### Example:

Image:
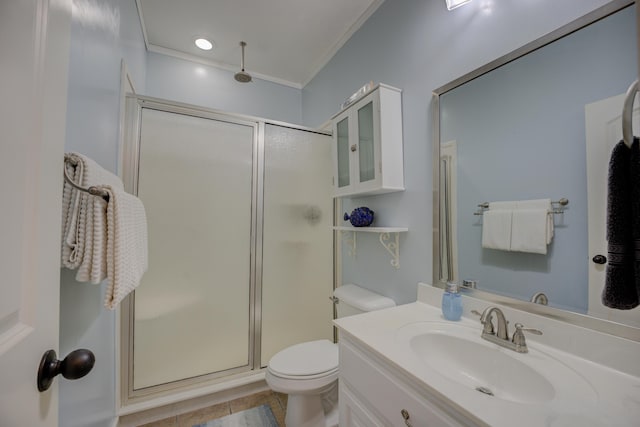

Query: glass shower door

[132,108,256,390]
[260,124,334,365]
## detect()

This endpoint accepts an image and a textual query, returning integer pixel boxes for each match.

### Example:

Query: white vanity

[334,283,640,427]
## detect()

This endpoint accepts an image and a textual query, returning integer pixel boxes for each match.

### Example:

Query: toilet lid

[268,340,338,377]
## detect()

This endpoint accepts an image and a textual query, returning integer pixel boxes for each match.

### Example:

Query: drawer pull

[401,409,413,427]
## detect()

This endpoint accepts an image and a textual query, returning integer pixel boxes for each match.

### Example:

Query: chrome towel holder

[622,79,638,148]
[474,198,569,216]
[63,158,110,201]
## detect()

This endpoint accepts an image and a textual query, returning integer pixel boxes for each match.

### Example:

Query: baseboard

[118,375,268,427]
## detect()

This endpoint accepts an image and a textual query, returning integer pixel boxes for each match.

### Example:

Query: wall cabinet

[339,336,480,427]
[332,84,404,197]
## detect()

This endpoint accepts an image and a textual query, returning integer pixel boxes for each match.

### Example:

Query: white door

[585,93,640,327]
[0,1,72,426]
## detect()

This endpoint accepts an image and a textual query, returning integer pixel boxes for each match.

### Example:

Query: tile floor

[138,390,287,427]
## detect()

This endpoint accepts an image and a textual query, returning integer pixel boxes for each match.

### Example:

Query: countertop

[334,289,640,427]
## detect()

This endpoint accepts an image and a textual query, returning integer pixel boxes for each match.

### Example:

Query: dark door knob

[592,254,607,264]
[37,349,95,392]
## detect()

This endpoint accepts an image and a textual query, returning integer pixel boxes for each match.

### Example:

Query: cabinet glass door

[336,117,350,188]
[357,101,375,183]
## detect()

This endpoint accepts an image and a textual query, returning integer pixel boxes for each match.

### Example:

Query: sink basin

[410,330,555,403]
[396,322,597,405]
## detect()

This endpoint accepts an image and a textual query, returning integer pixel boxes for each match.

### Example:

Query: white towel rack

[474,198,569,216]
[622,79,638,148]
[63,158,110,201]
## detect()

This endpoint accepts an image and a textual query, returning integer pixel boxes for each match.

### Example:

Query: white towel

[482,209,513,251]
[101,185,148,310]
[61,153,124,283]
[515,199,554,244]
[511,209,549,254]
[488,201,517,210]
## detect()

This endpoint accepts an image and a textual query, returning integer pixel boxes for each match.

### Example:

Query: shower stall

[120,96,334,403]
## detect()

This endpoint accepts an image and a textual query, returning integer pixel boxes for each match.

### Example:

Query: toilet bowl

[265,284,395,427]
[266,340,339,427]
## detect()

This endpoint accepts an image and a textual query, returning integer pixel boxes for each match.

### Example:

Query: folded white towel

[482,209,513,251]
[101,185,148,310]
[61,153,124,283]
[61,153,148,310]
[511,208,549,254]
[515,199,553,244]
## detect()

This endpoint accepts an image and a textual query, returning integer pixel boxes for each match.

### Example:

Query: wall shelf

[333,226,408,269]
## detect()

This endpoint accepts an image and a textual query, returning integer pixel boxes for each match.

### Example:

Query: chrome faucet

[480,306,509,340]
[478,306,542,353]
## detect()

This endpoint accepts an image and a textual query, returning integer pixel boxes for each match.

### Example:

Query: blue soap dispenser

[442,282,463,321]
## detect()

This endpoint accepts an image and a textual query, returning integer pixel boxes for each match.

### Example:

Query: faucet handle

[470,309,496,334]
[512,323,542,350]
[478,309,495,335]
[514,323,543,335]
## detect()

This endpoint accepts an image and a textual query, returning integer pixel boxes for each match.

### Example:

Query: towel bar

[622,79,638,148]
[63,158,110,201]
[474,198,568,216]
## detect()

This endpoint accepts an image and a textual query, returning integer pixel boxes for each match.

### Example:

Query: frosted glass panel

[133,109,254,389]
[336,117,350,188]
[358,101,375,182]
[261,125,334,365]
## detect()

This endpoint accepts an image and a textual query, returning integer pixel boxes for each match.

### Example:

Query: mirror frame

[431,0,640,342]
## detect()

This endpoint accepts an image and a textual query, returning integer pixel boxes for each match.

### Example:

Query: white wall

[301,0,615,305]
[60,1,146,426]
[145,52,303,124]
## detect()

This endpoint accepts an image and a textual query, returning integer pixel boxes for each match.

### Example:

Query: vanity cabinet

[339,336,477,427]
[332,84,404,197]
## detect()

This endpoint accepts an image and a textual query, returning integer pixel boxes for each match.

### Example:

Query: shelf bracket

[379,232,400,269]
[334,227,406,269]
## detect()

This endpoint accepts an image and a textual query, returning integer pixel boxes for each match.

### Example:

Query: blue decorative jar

[344,207,375,227]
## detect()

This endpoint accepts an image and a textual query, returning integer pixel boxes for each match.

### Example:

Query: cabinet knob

[400,409,413,427]
[350,144,357,152]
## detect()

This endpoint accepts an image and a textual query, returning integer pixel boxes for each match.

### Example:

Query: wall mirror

[432,0,640,339]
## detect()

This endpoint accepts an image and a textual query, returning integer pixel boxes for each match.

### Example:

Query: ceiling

[137,0,383,89]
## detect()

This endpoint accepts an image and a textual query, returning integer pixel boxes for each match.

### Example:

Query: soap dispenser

[442,282,463,321]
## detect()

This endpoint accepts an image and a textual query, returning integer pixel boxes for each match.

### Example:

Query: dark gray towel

[602,138,640,309]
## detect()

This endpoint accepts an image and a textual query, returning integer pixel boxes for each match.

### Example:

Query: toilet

[265,284,396,427]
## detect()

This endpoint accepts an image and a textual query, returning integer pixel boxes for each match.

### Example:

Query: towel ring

[622,79,638,148]
[63,160,110,201]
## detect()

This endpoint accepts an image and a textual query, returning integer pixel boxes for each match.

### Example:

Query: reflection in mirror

[433,1,640,334]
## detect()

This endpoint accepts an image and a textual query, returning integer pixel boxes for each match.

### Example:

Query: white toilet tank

[333,284,395,318]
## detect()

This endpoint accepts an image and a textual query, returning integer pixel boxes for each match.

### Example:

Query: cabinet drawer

[340,339,471,427]
[340,382,387,427]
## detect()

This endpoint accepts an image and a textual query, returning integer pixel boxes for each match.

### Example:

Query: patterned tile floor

[138,390,287,427]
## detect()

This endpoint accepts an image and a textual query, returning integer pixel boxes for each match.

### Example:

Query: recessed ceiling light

[195,38,213,51]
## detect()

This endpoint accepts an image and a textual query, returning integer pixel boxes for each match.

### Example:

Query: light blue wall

[145,52,302,124]
[58,0,631,423]
[441,6,636,312]
[61,0,146,426]
[301,0,615,305]
[60,3,302,425]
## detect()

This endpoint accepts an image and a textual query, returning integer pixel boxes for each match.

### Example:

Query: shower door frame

[119,95,336,407]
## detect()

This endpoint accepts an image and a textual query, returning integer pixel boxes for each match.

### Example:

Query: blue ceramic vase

[344,207,375,227]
